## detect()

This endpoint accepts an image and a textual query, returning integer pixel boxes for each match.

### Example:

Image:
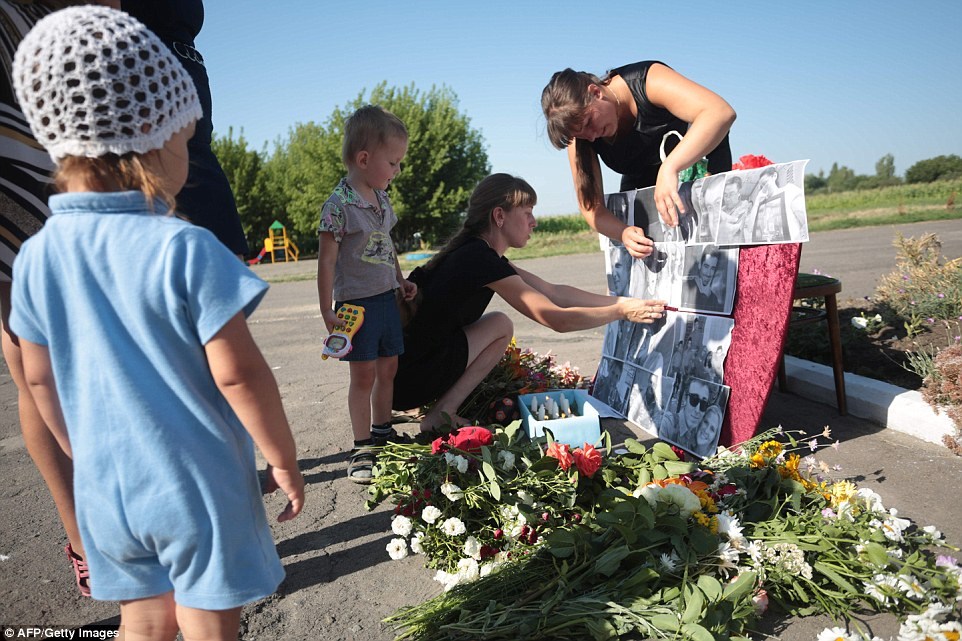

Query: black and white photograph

[591,357,628,416]
[656,376,730,459]
[628,243,673,303]
[747,162,809,243]
[606,189,634,228]
[625,366,675,436]
[605,241,632,297]
[606,159,809,248]
[602,318,644,362]
[679,244,738,315]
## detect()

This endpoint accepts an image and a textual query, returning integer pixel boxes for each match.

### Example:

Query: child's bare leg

[421,312,512,432]
[176,603,242,641]
[119,592,178,640]
[1,284,84,557]
[347,360,377,441]
[371,355,398,426]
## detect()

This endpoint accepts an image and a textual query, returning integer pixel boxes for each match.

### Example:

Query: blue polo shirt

[10,191,283,608]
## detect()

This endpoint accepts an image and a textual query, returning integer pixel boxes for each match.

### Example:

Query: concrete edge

[782,356,957,445]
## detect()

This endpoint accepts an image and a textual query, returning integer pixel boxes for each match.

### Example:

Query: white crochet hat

[12,5,203,161]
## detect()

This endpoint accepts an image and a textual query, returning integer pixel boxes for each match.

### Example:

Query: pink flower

[430,426,493,454]
[572,444,603,478]
[546,441,574,471]
[732,154,774,170]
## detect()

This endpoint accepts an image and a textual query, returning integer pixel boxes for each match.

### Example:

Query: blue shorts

[337,289,404,361]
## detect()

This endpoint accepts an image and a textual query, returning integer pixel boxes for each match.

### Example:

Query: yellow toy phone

[322,304,365,360]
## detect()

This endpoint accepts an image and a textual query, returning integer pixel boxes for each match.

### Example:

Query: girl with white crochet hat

[9,6,304,637]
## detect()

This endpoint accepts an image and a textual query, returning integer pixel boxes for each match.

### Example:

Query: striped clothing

[1,1,57,281]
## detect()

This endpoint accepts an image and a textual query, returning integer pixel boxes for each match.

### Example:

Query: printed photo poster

[631,160,810,246]
[592,309,734,457]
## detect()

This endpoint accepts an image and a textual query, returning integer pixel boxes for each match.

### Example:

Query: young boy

[317,105,417,483]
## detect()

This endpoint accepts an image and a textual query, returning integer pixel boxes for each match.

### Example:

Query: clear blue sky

[197,1,962,216]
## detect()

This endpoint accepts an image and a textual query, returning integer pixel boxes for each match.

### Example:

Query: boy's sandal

[371,427,415,447]
[65,543,91,597]
[347,447,376,484]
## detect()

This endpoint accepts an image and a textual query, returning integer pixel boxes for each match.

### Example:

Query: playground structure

[249,220,299,265]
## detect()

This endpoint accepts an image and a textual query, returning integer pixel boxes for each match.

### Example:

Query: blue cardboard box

[519,389,602,447]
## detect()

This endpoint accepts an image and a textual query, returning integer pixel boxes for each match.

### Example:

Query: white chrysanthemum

[498,450,516,471]
[421,505,442,524]
[658,552,679,572]
[898,574,928,600]
[386,537,408,561]
[463,536,481,560]
[391,515,413,537]
[499,504,520,521]
[433,569,459,592]
[479,561,496,577]
[816,626,856,641]
[440,482,463,502]
[442,517,467,537]
[410,532,425,555]
[445,452,469,474]
[517,490,535,506]
[456,557,480,582]
[717,541,741,569]
[717,512,745,545]
[745,540,764,564]
[507,514,527,538]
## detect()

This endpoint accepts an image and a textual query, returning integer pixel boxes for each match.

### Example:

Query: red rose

[732,154,774,170]
[572,443,602,478]
[430,426,493,454]
[546,441,574,471]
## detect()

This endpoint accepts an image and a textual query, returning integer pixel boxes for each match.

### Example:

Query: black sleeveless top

[591,61,732,191]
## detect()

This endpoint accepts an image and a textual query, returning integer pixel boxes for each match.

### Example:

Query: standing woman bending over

[542,62,736,258]
[394,174,666,432]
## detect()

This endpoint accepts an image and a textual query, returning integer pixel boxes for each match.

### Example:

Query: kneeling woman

[394,173,666,432]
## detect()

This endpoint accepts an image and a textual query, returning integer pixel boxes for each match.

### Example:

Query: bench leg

[825,294,848,415]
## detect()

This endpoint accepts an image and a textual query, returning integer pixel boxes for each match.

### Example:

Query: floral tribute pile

[368,425,961,640]
[454,339,588,425]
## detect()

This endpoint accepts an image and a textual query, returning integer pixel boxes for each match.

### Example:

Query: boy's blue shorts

[336,289,404,361]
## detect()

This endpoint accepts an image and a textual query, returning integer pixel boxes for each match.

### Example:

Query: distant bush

[905,155,962,184]
[533,214,590,234]
[806,178,962,212]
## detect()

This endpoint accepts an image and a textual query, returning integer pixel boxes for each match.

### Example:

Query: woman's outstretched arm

[489,268,664,333]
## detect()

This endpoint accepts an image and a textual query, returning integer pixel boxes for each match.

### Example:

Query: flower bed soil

[785,299,959,391]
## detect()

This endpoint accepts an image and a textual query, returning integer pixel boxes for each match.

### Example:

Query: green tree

[826,162,857,192]
[875,153,896,180]
[905,154,962,183]
[805,170,827,192]
[267,82,490,249]
[211,127,283,254]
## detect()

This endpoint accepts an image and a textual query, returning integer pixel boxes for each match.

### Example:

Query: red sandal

[65,543,91,597]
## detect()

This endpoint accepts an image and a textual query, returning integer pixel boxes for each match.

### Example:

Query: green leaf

[697,575,723,602]
[813,561,858,594]
[651,441,679,461]
[649,614,680,633]
[863,542,890,567]
[481,445,493,466]
[682,586,705,623]
[653,463,668,479]
[488,479,501,501]
[681,622,715,641]
[546,529,578,558]
[664,460,698,476]
[585,617,619,640]
[689,527,718,556]
[593,545,632,577]
[481,461,497,482]
[624,438,648,454]
[722,570,757,602]
[596,500,636,527]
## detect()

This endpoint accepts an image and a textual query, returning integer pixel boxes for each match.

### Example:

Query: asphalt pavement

[1,219,960,639]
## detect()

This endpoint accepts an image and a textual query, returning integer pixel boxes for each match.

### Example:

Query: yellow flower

[750,453,767,469]
[757,440,783,459]
[829,480,857,507]
[778,454,802,481]
[693,511,712,529]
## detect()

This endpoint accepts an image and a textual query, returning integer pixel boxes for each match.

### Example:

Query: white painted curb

[782,356,957,445]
